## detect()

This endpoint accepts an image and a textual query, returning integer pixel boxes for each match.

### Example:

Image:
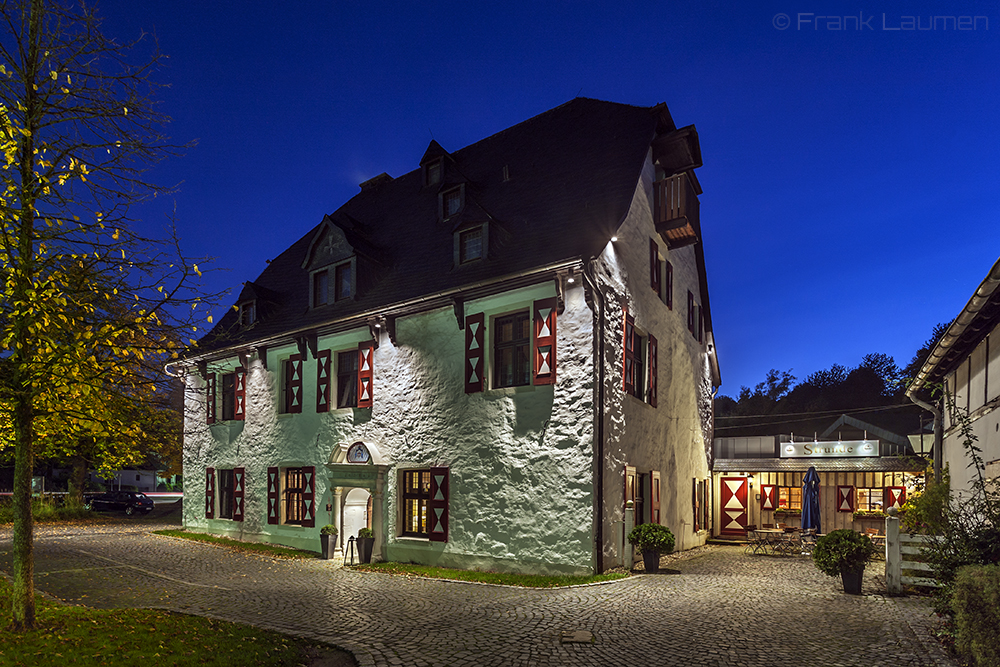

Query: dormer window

[441,186,464,220]
[425,159,442,187]
[313,270,329,307]
[238,301,256,326]
[311,259,355,308]
[334,262,352,301]
[459,227,483,264]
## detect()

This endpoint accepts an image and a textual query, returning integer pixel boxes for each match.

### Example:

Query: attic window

[441,186,463,220]
[313,270,329,307]
[425,159,442,187]
[334,262,352,301]
[238,301,256,326]
[312,260,355,307]
[459,227,483,264]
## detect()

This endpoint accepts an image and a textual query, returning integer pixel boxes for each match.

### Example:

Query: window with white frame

[856,488,884,512]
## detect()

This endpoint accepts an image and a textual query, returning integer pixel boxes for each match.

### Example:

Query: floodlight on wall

[610,235,618,242]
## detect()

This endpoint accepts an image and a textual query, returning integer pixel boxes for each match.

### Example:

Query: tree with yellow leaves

[0,0,217,629]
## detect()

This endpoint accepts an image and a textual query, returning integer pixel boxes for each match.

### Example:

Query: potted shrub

[357,527,375,564]
[320,524,338,560]
[813,529,877,595]
[627,523,675,573]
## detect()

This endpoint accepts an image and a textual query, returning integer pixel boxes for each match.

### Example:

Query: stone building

[179,98,721,574]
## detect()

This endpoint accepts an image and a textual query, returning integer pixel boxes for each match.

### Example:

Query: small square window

[443,188,462,219]
[334,263,352,301]
[459,227,483,263]
[313,270,329,307]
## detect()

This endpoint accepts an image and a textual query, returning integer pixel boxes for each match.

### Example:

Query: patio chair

[744,525,764,555]
[799,529,817,555]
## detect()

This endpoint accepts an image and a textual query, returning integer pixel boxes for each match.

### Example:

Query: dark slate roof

[195,98,673,355]
[713,457,927,473]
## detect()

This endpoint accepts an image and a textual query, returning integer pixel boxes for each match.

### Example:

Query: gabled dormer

[302,214,386,309]
[235,281,277,327]
[420,140,450,188]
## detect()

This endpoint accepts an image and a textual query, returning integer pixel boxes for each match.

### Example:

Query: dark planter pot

[642,549,660,573]
[840,567,864,595]
[321,534,337,560]
[358,536,375,564]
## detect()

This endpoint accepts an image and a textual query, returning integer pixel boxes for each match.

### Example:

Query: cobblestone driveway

[0,523,957,667]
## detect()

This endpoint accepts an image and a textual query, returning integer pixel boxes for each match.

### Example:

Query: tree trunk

[67,454,88,506]
[11,396,35,630]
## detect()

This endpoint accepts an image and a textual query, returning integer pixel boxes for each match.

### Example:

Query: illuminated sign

[346,442,371,464]
[780,440,878,458]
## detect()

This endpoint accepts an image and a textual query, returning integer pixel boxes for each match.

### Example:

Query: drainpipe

[583,260,605,573]
[907,394,942,483]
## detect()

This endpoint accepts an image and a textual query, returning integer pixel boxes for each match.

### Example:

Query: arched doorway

[325,441,390,563]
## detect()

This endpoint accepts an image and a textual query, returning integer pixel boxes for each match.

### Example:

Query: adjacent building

[178,98,720,574]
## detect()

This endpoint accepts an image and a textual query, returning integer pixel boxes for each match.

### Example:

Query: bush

[357,527,373,538]
[813,529,876,577]
[320,524,337,536]
[627,523,675,554]
[901,465,949,534]
[953,565,1000,666]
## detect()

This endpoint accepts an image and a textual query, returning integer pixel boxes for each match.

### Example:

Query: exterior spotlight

[567,276,575,284]
[610,235,618,242]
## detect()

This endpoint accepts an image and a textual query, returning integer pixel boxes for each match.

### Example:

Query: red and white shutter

[206,373,216,424]
[885,486,906,510]
[301,466,316,527]
[837,485,856,512]
[266,467,279,524]
[650,470,661,524]
[692,477,700,532]
[205,467,215,519]
[648,334,658,407]
[358,341,374,409]
[465,312,485,393]
[287,354,303,413]
[665,261,673,309]
[760,484,777,511]
[532,298,557,386]
[234,367,247,421]
[316,350,332,412]
[428,467,450,542]
[650,238,661,296]
[623,310,635,395]
[233,467,245,522]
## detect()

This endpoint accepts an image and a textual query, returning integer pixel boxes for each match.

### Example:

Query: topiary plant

[358,527,374,539]
[813,529,876,576]
[320,524,338,536]
[627,523,675,555]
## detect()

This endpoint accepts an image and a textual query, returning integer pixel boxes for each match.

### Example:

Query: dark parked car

[84,491,154,516]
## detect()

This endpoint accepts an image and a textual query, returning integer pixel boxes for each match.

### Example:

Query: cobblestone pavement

[0,523,958,667]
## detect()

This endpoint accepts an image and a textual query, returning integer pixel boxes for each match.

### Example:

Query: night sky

[99,1,1000,397]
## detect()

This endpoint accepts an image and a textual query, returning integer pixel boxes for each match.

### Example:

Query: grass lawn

[153,529,320,559]
[0,579,354,666]
[351,561,628,587]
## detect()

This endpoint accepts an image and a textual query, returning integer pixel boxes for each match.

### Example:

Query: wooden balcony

[652,172,700,249]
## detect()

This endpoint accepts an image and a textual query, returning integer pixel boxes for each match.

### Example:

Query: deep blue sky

[101,1,1000,397]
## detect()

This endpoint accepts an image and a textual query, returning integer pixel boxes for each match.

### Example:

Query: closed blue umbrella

[801,466,821,533]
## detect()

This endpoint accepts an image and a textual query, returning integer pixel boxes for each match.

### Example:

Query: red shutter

[465,312,485,393]
[692,477,699,532]
[648,334,658,407]
[760,484,777,511]
[205,467,215,519]
[233,467,245,522]
[532,298,557,386]
[428,467,449,542]
[286,355,303,413]
[266,467,279,524]
[886,486,906,510]
[837,485,856,512]
[650,238,660,296]
[206,373,216,424]
[650,470,661,524]
[316,349,332,412]
[301,466,316,527]
[234,367,246,420]
[358,341,374,408]
[623,310,635,395]
[665,261,673,309]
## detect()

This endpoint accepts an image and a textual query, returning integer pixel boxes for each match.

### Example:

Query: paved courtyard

[0,521,957,667]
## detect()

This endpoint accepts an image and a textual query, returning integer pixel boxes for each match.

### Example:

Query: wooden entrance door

[720,477,749,535]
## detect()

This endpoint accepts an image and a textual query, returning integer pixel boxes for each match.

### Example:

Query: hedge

[953,564,1000,666]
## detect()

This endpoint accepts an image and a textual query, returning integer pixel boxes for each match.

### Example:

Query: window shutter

[837,485,856,512]
[205,468,215,519]
[532,298,557,386]
[648,334,658,407]
[665,261,673,309]
[465,312,485,393]
[687,291,695,335]
[623,310,636,395]
[266,467,279,524]
[233,467,245,522]
[885,486,906,510]
[206,373,216,424]
[428,467,450,542]
[234,367,247,420]
[316,350,332,412]
[301,466,316,527]
[286,355,303,413]
[358,341,374,408]
[760,484,777,511]
[692,477,699,531]
[649,238,661,296]
[650,470,661,524]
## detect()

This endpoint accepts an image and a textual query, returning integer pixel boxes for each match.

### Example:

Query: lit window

[334,262,352,301]
[493,312,530,388]
[401,469,431,537]
[283,467,306,525]
[857,488,884,512]
[337,350,358,408]
[778,487,802,511]
[459,227,483,263]
[313,270,329,307]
